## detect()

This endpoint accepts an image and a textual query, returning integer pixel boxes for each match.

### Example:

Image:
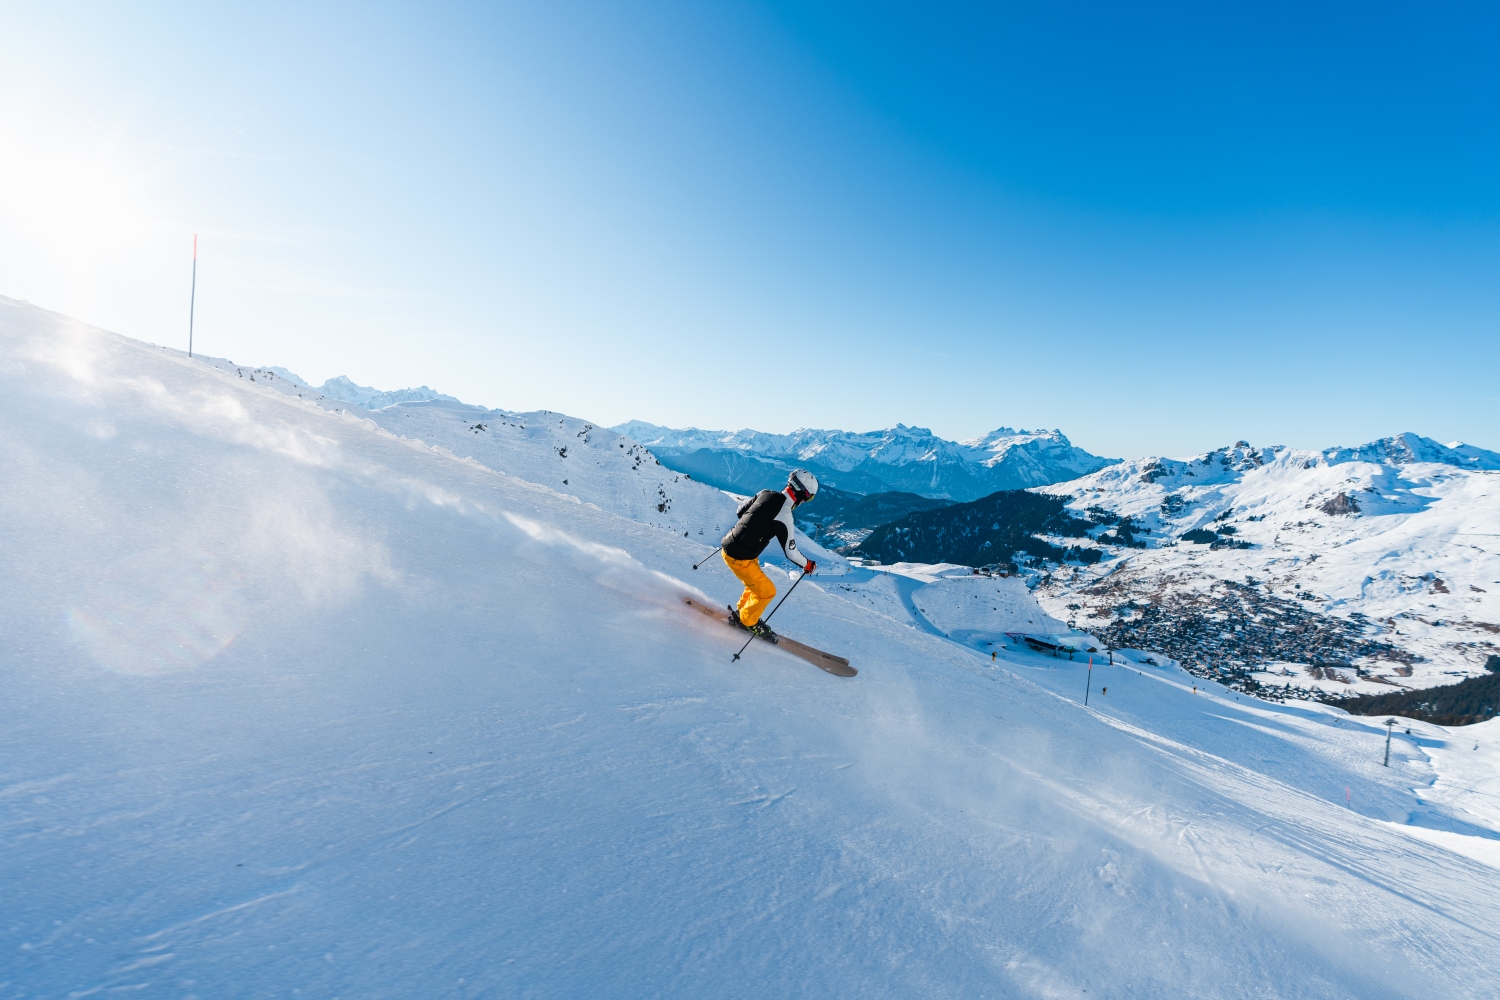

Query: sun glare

[0,102,175,316]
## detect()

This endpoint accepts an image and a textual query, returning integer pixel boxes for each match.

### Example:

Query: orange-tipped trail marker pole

[188,235,198,358]
[1084,655,1094,706]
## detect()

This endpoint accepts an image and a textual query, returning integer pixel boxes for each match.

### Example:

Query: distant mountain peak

[317,376,459,410]
[1322,432,1500,471]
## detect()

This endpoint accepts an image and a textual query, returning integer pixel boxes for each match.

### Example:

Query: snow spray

[501,512,713,612]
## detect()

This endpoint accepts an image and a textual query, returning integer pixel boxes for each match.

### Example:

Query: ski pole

[693,546,722,571]
[732,569,808,662]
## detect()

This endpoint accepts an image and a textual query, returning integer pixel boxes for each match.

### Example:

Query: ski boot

[748,620,779,644]
[727,606,750,631]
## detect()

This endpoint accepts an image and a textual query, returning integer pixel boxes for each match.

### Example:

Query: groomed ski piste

[2,296,1499,999]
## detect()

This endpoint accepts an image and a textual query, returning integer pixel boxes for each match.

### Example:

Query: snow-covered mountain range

[196,353,1500,704]
[198,356,1500,703]
[220,364,461,410]
[615,420,1116,500]
[1030,440,1500,698]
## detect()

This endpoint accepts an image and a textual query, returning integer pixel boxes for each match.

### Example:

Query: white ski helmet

[788,469,819,503]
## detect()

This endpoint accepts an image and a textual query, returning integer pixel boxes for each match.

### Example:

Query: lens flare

[69,547,248,676]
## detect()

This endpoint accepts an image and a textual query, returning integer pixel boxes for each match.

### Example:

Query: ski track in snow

[2,297,1499,998]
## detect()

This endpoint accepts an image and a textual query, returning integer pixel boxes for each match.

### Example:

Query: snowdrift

[3,296,1499,998]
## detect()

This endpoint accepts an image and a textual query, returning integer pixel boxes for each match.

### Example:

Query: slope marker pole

[732,569,807,662]
[188,234,198,358]
[1084,655,1094,706]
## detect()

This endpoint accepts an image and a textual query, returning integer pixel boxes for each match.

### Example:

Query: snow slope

[3,296,1500,998]
[616,420,1116,500]
[202,357,740,539]
[914,572,1071,642]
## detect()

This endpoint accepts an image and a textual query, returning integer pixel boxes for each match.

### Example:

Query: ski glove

[803,559,816,576]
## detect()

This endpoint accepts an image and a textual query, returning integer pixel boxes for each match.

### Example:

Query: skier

[721,469,819,642]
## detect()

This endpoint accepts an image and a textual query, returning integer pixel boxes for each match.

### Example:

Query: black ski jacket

[721,490,809,569]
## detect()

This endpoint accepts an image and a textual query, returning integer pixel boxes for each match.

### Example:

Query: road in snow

[2,297,1499,998]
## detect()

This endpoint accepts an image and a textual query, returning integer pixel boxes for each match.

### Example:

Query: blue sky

[2,1,1497,458]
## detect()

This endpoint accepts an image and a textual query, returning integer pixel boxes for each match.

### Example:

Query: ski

[683,598,856,677]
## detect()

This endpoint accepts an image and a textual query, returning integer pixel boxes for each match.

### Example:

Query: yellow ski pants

[723,553,776,626]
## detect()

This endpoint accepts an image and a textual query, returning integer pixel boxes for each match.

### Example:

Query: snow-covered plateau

[3,295,1499,998]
